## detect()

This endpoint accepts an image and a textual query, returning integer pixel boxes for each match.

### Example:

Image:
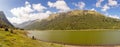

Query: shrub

[4,28,9,31]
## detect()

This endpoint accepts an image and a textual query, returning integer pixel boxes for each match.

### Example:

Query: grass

[0,28,65,47]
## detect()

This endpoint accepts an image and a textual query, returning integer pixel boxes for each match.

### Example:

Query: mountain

[0,11,13,28]
[22,10,120,30]
[14,20,36,28]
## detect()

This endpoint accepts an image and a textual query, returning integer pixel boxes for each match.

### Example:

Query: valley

[1,10,120,47]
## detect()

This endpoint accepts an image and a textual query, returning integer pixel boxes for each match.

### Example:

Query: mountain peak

[0,11,6,18]
[67,10,102,16]
[0,11,3,13]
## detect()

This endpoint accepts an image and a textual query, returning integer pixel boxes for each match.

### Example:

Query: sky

[0,0,120,24]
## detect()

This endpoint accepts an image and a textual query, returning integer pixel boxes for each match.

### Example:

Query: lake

[27,29,120,46]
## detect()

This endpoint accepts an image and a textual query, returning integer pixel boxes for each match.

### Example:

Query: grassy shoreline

[0,28,65,47]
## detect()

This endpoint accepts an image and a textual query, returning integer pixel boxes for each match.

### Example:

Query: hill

[0,11,13,28]
[22,10,120,30]
[0,28,65,47]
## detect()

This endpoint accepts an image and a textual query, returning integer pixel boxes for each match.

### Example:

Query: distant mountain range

[0,11,13,28]
[14,20,36,28]
[18,10,120,30]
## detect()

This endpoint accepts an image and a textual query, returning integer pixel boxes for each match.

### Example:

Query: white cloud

[9,1,51,24]
[108,0,118,6]
[46,11,52,14]
[32,3,47,12]
[28,11,51,20]
[108,15,120,19]
[25,1,31,7]
[90,8,96,11]
[95,0,104,7]
[100,0,119,12]
[48,2,54,8]
[48,0,70,12]
[8,17,27,24]
[105,13,120,19]
[10,1,34,17]
[101,4,110,11]
[73,2,86,9]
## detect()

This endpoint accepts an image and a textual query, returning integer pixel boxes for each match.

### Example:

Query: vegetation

[0,11,65,47]
[0,28,66,47]
[0,28,119,47]
[24,10,120,30]
[0,11,67,47]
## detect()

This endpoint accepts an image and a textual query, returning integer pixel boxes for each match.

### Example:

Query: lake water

[27,30,120,46]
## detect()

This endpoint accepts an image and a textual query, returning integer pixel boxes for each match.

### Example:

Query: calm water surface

[27,30,120,45]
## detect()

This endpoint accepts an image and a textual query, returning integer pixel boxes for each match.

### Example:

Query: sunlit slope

[24,10,120,30]
[0,28,65,47]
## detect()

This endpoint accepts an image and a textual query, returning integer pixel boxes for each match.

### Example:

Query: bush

[10,30,13,33]
[4,28,9,31]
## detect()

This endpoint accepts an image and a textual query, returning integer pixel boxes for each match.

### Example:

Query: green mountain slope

[0,11,13,28]
[23,10,120,30]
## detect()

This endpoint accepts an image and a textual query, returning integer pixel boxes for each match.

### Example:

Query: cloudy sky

[0,0,120,24]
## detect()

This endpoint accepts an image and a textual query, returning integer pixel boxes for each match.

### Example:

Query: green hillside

[0,11,13,28]
[0,28,65,47]
[24,10,120,30]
